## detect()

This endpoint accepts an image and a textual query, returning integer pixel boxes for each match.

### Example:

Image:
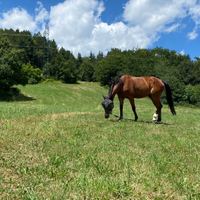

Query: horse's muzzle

[105,110,112,118]
[105,113,110,118]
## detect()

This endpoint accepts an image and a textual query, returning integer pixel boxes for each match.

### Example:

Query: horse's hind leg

[151,96,163,123]
[156,103,163,122]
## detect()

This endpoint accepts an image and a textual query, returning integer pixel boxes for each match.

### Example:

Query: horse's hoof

[153,121,159,124]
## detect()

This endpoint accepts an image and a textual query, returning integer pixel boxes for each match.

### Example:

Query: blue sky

[0,0,200,60]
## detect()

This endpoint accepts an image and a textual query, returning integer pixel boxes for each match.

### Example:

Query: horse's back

[120,74,164,98]
[121,75,150,98]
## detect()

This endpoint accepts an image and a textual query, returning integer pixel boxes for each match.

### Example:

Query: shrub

[22,63,43,84]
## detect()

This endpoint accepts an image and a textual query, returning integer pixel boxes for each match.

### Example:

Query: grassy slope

[0,82,200,199]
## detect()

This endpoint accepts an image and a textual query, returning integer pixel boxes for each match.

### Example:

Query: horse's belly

[134,94,148,98]
[133,89,150,98]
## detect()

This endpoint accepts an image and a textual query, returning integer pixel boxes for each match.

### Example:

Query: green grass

[0,81,200,199]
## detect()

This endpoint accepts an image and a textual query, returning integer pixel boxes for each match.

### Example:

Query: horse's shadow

[12,92,36,102]
[109,115,170,125]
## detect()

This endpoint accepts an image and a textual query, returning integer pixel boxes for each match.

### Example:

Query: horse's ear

[102,94,106,99]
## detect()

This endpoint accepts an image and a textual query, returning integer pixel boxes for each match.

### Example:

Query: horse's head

[102,95,114,118]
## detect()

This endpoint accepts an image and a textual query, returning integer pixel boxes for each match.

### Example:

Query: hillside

[0,82,200,199]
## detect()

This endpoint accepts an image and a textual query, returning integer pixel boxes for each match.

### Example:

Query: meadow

[0,81,200,199]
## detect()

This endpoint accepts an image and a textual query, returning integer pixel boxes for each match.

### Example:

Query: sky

[0,0,200,60]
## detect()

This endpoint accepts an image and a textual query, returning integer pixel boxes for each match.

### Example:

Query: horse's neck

[111,83,122,100]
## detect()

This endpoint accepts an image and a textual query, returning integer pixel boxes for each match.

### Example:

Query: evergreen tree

[79,57,95,82]
[97,51,103,61]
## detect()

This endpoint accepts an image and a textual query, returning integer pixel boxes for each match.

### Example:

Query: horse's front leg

[118,98,124,121]
[129,98,138,121]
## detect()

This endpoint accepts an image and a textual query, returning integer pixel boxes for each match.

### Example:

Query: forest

[0,28,200,105]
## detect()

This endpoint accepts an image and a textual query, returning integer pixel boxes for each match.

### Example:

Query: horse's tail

[162,80,176,115]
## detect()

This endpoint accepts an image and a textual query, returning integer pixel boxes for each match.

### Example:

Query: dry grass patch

[50,112,92,120]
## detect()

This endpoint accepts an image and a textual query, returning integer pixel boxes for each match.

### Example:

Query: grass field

[0,81,200,199]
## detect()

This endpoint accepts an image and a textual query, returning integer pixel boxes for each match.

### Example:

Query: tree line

[0,28,200,105]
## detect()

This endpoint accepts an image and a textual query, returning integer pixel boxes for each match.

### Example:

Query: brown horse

[101,74,176,123]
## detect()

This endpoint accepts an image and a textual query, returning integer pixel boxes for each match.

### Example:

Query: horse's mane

[108,74,125,97]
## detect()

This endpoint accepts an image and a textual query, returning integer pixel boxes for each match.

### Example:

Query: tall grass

[0,81,200,199]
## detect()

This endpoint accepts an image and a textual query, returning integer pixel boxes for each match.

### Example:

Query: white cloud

[0,7,37,31]
[91,22,158,50]
[122,0,196,34]
[49,0,200,56]
[35,2,49,33]
[189,3,200,25]
[0,0,200,56]
[188,28,198,39]
[187,2,200,40]
[50,0,101,42]
[35,2,49,23]
[49,0,160,56]
[179,50,185,55]
[0,2,48,33]
[165,23,180,33]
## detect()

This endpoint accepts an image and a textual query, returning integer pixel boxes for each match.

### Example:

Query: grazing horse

[101,74,176,123]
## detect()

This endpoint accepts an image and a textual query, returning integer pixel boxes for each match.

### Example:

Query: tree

[89,51,96,63]
[59,47,71,60]
[97,51,103,61]
[95,54,124,85]
[50,49,77,83]
[59,59,78,83]
[77,52,83,77]
[33,32,45,70]
[0,38,28,100]
[79,57,95,82]
[49,39,58,61]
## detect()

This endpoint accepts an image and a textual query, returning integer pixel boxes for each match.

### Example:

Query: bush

[185,84,196,104]
[42,78,55,83]
[187,84,200,105]
[22,63,43,84]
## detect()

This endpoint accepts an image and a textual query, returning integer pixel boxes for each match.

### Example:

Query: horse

[101,74,176,123]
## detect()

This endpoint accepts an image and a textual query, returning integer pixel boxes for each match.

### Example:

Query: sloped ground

[0,82,200,199]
